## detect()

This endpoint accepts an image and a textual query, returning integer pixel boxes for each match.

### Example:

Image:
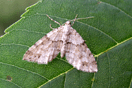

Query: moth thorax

[65,21,71,25]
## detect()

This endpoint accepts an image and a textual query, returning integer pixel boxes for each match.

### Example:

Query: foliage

[0,0,132,88]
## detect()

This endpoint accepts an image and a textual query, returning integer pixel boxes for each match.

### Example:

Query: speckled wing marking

[23,27,63,64]
[65,27,97,72]
[23,19,98,73]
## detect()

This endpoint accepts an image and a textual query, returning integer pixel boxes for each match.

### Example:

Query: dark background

[0,0,38,36]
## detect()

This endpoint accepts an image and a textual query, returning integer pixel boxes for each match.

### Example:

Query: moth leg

[71,14,78,26]
[49,24,55,30]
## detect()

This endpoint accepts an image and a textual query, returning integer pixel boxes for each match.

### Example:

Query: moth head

[65,21,71,26]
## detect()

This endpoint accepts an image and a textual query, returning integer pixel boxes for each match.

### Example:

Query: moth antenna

[70,15,94,26]
[46,15,61,26]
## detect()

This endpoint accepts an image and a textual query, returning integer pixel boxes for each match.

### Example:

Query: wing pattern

[23,21,98,72]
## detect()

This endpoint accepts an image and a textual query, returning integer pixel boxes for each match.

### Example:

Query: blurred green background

[0,0,38,36]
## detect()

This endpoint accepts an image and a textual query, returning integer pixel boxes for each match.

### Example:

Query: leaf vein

[0,62,49,80]
[0,78,22,88]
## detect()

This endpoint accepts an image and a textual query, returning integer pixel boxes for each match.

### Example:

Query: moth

[23,15,98,72]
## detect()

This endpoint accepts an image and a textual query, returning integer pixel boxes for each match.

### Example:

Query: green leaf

[0,0,132,88]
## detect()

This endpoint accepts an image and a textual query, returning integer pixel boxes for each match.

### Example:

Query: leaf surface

[0,0,132,88]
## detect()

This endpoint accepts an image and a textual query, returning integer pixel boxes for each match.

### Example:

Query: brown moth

[23,15,98,72]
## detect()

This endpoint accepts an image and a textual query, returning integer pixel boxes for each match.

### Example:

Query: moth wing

[67,27,85,45]
[23,28,63,64]
[66,28,98,72]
